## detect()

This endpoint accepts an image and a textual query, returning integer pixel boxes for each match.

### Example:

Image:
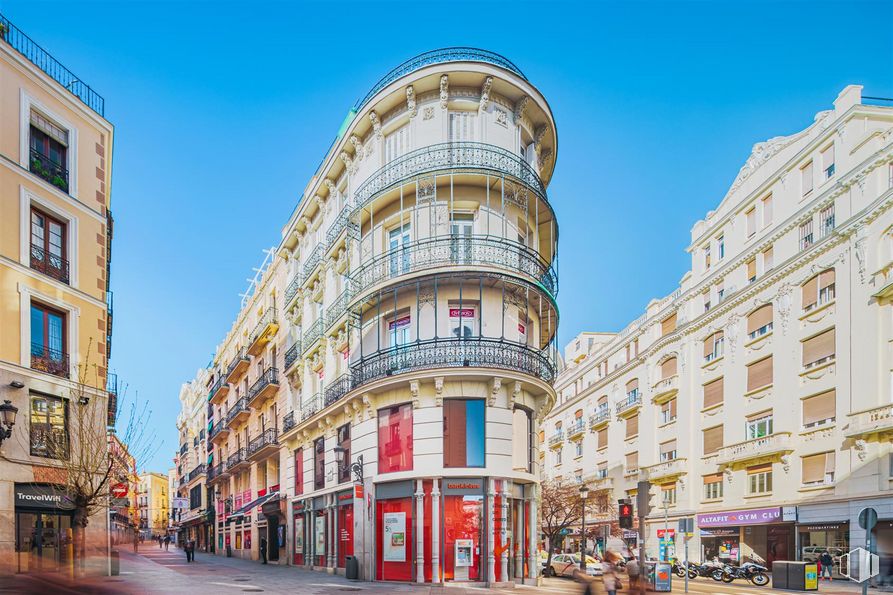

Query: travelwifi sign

[15,483,76,510]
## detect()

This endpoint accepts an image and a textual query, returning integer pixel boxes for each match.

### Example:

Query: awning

[228,492,279,522]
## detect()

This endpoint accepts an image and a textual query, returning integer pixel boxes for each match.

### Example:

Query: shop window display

[443,495,483,581]
[376,497,412,581]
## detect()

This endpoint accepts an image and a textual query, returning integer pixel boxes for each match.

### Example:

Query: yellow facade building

[0,13,115,575]
[138,472,170,540]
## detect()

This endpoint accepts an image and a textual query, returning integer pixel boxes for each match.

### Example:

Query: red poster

[354,484,364,499]
[449,308,475,318]
[388,316,411,330]
[257,488,266,512]
[225,534,231,546]
[518,323,526,334]
[342,349,349,360]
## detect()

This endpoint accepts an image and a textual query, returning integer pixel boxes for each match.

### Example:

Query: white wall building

[544,86,893,570]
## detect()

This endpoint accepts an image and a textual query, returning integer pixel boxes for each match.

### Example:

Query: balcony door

[30,303,66,376]
[450,214,473,264]
[388,224,410,277]
[30,209,67,283]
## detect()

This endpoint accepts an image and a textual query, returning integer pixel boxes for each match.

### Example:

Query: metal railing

[209,419,225,439]
[29,243,69,284]
[353,142,548,215]
[301,393,322,421]
[208,376,226,401]
[227,347,249,378]
[29,148,68,193]
[207,462,226,482]
[247,367,279,401]
[354,47,526,111]
[350,338,555,388]
[326,210,351,248]
[566,419,585,438]
[303,244,323,278]
[324,374,352,407]
[282,411,296,433]
[0,14,105,116]
[548,432,564,447]
[285,274,302,305]
[106,373,118,428]
[247,428,278,457]
[179,443,187,456]
[249,308,278,344]
[302,318,324,353]
[589,406,610,427]
[225,397,249,425]
[30,342,69,378]
[616,391,642,415]
[325,289,351,329]
[226,448,246,469]
[351,235,557,299]
[187,464,206,482]
[284,341,300,371]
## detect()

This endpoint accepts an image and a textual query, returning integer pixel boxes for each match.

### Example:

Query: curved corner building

[240,48,559,584]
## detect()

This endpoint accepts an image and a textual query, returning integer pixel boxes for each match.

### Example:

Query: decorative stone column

[527,487,538,580]
[432,479,441,583]
[500,483,509,581]
[327,495,335,568]
[514,500,523,579]
[332,495,339,570]
[487,481,496,584]
[415,480,425,583]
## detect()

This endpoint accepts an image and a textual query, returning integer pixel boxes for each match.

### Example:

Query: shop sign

[623,530,638,539]
[15,484,75,510]
[173,497,189,510]
[697,506,781,528]
[389,316,411,330]
[443,478,484,495]
[293,500,306,513]
[383,511,407,562]
[449,308,475,318]
[699,528,738,537]
[783,506,798,522]
[354,484,364,499]
[337,490,353,504]
[799,524,845,531]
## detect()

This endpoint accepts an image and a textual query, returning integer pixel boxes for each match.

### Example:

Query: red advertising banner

[389,316,411,330]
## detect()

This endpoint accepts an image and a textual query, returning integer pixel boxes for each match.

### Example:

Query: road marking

[210,582,263,589]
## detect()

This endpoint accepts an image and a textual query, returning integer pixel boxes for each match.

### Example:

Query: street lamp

[579,484,590,570]
[0,400,18,447]
[333,446,364,483]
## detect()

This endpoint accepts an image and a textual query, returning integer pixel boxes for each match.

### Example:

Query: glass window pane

[465,400,485,467]
[30,306,45,351]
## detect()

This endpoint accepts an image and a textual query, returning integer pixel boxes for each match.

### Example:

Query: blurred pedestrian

[602,550,621,595]
[820,551,834,581]
[164,534,171,551]
[260,536,268,564]
[626,555,640,589]
[132,532,139,553]
[573,569,600,595]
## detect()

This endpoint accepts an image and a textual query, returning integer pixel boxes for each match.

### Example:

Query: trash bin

[643,561,672,592]
[772,561,817,591]
[110,549,120,576]
[226,545,232,558]
[345,555,359,580]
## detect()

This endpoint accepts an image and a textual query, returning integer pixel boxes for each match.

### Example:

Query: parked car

[546,553,602,577]
[802,546,845,565]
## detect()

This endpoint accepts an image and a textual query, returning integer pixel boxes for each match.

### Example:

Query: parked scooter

[719,562,770,586]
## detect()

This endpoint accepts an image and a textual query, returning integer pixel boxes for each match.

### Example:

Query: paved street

[0,547,889,594]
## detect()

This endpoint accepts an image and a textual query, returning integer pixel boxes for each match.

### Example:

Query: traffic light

[619,500,634,529]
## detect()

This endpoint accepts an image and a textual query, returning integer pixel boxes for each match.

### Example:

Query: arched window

[802,269,835,311]
[747,304,774,339]
[660,357,678,379]
[703,331,724,362]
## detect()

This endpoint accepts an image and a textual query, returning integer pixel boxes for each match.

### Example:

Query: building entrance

[15,511,72,573]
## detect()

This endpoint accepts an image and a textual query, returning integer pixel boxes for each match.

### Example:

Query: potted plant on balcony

[0,23,7,41]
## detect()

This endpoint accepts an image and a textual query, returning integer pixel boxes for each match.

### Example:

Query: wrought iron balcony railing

[282,411,296,434]
[247,428,278,457]
[225,397,249,425]
[616,391,642,416]
[179,443,187,456]
[30,342,69,378]
[548,432,564,447]
[353,142,548,215]
[226,448,246,469]
[208,376,226,402]
[303,244,323,278]
[0,14,105,116]
[285,273,302,305]
[301,393,322,421]
[29,243,70,284]
[350,337,555,388]
[227,347,249,377]
[247,367,279,402]
[284,341,300,371]
[326,210,352,248]
[324,374,352,407]
[302,318,324,354]
[187,464,206,482]
[249,308,278,344]
[566,420,585,439]
[207,462,226,482]
[325,289,352,329]
[589,406,610,428]
[354,47,526,112]
[29,148,69,193]
[209,419,225,440]
[351,236,557,300]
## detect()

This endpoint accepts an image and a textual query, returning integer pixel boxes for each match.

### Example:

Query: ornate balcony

[29,148,69,193]
[247,308,278,357]
[615,391,642,418]
[354,47,526,112]
[301,318,324,355]
[187,464,206,483]
[208,376,229,406]
[325,210,355,253]
[566,420,586,441]
[247,428,279,461]
[30,343,69,379]
[846,404,893,441]
[207,462,227,484]
[643,458,688,483]
[281,411,297,436]
[285,274,303,312]
[350,338,556,389]
[548,431,564,449]
[225,347,250,384]
[325,289,351,332]
[209,419,230,445]
[226,448,248,473]
[324,374,352,408]
[589,474,613,492]
[246,367,279,408]
[714,432,793,467]
[589,406,610,430]
[225,396,250,428]
[303,244,323,280]
[651,375,679,404]
[30,244,69,284]
[284,341,300,374]
[350,236,557,304]
[301,393,322,421]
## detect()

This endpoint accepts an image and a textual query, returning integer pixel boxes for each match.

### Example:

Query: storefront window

[443,399,485,468]
[378,404,413,473]
[701,529,739,563]
[798,523,848,577]
[314,437,325,490]
[314,510,326,566]
[512,407,534,472]
[443,495,483,581]
[294,448,303,496]
[337,424,351,484]
[376,497,412,581]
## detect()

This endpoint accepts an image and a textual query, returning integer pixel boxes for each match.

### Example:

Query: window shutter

[661,357,677,379]
[704,377,724,408]
[802,390,836,426]
[747,259,756,279]
[763,195,773,224]
[801,453,827,484]
[31,110,69,146]
[825,450,836,474]
[822,145,835,170]
[626,378,639,392]
[597,395,608,407]
[763,246,774,269]
[575,409,583,419]
[818,269,835,292]
[747,357,773,392]
[802,162,814,194]
[802,276,819,308]
[703,426,723,455]
[661,398,677,418]
[747,463,772,474]
[626,452,638,470]
[597,428,607,449]
[802,329,835,367]
[660,439,677,456]
[703,332,723,357]
[661,313,677,336]
[597,461,607,472]
[746,209,756,235]
[625,414,639,438]
[747,305,773,334]
[703,473,723,484]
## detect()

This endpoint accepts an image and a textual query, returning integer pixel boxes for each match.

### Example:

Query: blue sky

[3,0,891,472]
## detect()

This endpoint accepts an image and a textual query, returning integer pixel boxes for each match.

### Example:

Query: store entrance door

[15,511,72,573]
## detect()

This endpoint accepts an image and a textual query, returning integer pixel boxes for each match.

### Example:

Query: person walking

[132,532,139,553]
[626,555,641,589]
[184,539,193,563]
[602,551,621,595]
[820,551,834,581]
[164,534,170,551]
[260,537,268,564]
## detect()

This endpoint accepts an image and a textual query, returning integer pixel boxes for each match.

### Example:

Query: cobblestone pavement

[0,547,888,594]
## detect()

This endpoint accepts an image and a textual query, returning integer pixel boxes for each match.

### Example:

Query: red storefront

[442,479,484,582]
[375,480,414,581]
[337,489,354,568]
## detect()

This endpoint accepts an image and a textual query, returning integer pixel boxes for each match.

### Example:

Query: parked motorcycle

[686,559,725,580]
[719,562,770,586]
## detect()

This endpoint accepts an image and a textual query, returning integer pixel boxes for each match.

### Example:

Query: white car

[546,553,603,577]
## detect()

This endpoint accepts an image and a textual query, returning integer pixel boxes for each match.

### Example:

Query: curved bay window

[350,273,557,388]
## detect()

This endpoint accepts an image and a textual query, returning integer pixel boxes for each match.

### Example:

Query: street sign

[859,507,878,531]
[173,497,189,509]
[840,547,880,583]
[110,483,128,498]
[560,528,569,536]
[678,518,694,534]
[111,497,129,507]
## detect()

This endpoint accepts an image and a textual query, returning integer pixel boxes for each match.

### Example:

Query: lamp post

[333,446,364,483]
[0,400,19,447]
[579,484,589,570]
